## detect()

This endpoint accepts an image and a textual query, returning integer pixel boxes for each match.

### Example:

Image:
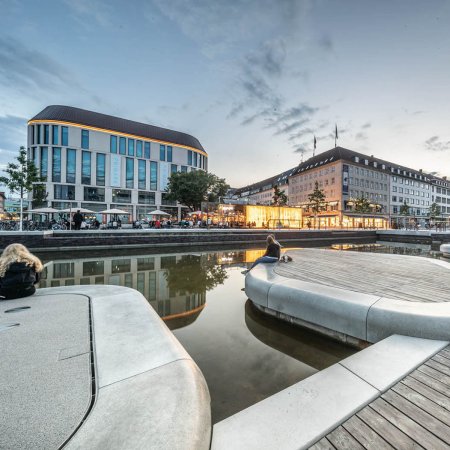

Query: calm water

[38,242,440,423]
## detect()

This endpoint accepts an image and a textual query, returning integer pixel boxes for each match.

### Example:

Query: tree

[354,196,371,213]
[32,183,48,208]
[307,181,326,229]
[165,171,229,211]
[272,185,288,206]
[429,202,441,220]
[0,146,41,231]
[400,201,410,216]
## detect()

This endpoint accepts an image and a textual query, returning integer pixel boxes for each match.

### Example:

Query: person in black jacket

[0,244,43,300]
[73,210,83,230]
[242,235,281,274]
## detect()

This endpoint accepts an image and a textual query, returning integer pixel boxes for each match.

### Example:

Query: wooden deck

[309,345,450,449]
[276,249,450,303]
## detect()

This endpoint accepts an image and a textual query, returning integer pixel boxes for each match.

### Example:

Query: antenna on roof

[313,135,317,157]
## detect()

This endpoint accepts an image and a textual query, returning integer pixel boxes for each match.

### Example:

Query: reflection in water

[330,241,433,257]
[245,301,356,370]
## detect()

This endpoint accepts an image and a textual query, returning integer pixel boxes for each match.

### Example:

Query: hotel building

[27,105,207,221]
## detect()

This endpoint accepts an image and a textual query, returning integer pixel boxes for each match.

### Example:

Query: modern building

[27,105,207,221]
[430,176,450,225]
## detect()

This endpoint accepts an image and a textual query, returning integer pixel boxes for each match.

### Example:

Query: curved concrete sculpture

[1,285,211,449]
[441,243,450,258]
[245,250,450,345]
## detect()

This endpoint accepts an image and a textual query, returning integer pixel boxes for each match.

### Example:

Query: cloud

[355,132,368,141]
[425,136,450,152]
[63,0,112,28]
[317,34,333,52]
[361,122,371,129]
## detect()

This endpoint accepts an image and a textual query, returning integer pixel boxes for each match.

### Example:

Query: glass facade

[52,125,58,145]
[40,147,48,180]
[188,150,192,165]
[126,158,134,188]
[81,129,89,149]
[128,139,134,156]
[36,125,41,144]
[84,187,105,202]
[44,125,49,144]
[150,161,158,190]
[119,137,126,155]
[138,159,146,190]
[171,164,177,174]
[61,126,68,146]
[31,125,35,145]
[82,151,91,185]
[66,149,76,184]
[144,142,150,159]
[193,152,198,167]
[54,184,75,200]
[167,146,172,162]
[136,140,142,158]
[181,165,187,173]
[138,191,155,204]
[160,145,166,161]
[110,135,117,153]
[52,147,61,182]
[96,153,106,186]
[161,193,177,206]
[112,189,131,203]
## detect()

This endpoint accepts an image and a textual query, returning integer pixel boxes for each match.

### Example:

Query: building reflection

[40,250,262,329]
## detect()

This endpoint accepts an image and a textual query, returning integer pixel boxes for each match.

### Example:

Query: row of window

[392,195,430,206]
[349,178,388,190]
[392,176,430,189]
[392,206,428,215]
[348,166,388,180]
[349,191,388,202]
[434,196,450,204]
[52,185,179,205]
[31,125,69,146]
[392,186,430,197]
[31,147,190,189]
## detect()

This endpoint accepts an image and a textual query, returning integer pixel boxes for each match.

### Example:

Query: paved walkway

[276,249,450,303]
[310,345,450,449]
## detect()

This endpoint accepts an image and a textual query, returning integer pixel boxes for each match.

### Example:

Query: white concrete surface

[211,335,448,450]
[246,258,450,344]
[35,285,211,450]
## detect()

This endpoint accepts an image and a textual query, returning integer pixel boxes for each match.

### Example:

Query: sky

[1,0,450,188]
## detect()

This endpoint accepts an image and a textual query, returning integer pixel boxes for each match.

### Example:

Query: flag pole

[313,135,317,157]
[335,124,338,147]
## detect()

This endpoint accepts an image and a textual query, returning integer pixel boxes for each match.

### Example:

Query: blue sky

[1,0,450,187]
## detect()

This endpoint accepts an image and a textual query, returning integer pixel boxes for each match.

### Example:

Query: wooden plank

[418,364,450,385]
[401,376,450,412]
[370,397,448,450]
[356,406,422,450]
[409,370,450,398]
[439,348,450,360]
[326,426,365,450]
[381,390,450,449]
[427,359,450,377]
[342,414,394,449]
[433,353,450,368]
[308,437,336,450]
[393,382,450,426]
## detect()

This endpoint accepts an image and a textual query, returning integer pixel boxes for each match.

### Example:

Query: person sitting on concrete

[242,235,281,274]
[0,244,43,300]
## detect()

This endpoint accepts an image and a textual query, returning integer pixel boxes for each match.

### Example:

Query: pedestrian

[0,244,43,300]
[73,210,83,230]
[242,235,281,274]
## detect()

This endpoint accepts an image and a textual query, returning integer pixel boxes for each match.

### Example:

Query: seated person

[0,244,43,300]
[242,235,281,274]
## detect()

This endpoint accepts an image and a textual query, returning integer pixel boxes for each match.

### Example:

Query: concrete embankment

[377,229,450,249]
[0,229,377,252]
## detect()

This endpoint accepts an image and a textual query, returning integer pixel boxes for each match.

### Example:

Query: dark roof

[234,166,296,195]
[30,105,206,153]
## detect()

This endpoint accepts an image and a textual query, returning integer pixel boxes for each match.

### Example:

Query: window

[193,152,198,167]
[161,193,176,206]
[181,165,187,173]
[96,153,106,186]
[167,146,173,162]
[188,150,192,165]
[39,147,48,180]
[171,164,177,174]
[112,189,131,203]
[61,126,68,146]
[110,136,117,153]
[138,191,155,204]
[160,144,166,161]
[119,137,126,155]
[44,125,49,144]
[392,196,397,202]
[126,158,134,188]
[138,160,146,189]
[82,151,91,184]
[111,259,131,274]
[136,140,143,157]
[66,149,76,183]
[36,124,41,144]
[52,147,61,182]
[84,187,105,202]
[54,184,75,200]
[52,125,58,145]
[31,125,35,145]
[144,142,151,159]
[81,129,89,149]
[150,161,157,190]
[128,139,135,156]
